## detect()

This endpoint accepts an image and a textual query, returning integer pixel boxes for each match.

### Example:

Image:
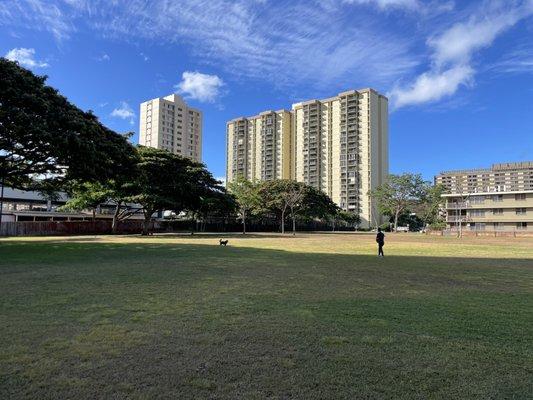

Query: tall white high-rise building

[139,94,202,161]
[226,88,388,228]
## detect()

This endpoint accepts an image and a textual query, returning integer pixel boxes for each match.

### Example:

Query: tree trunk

[242,209,246,234]
[142,209,152,236]
[281,209,285,234]
[291,207,296,236]
[111,203,121,234]
[92,209,96,222]
[394,208,400,232]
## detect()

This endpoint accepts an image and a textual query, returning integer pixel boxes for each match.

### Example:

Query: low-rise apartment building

[436,162,533,232]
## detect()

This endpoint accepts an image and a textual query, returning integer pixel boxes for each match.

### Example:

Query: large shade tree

[370,173,427,231]
[0,58,136,190]
[412,183,447,230]
[227,177,261,234]
[131,146,223,235]
[60,181,111,221]
[258,180,339,235]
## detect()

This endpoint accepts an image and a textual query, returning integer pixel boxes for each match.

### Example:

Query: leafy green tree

[258,180,338,235]
[60,181,111,221]
[370,173,426,231]
[227,177,261,234]
[131,147,223,235]
[298,186,339,221]
[332,210,361,231]
[0,58,136,190]
[193,190,237,232]
[415,183,447,230]
[258,180,303,234]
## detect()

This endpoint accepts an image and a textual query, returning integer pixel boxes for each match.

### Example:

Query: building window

[493,222,504,230]
[515,193,526,201]
[470,196,484,204]
[492,208,503,215]
[492,194,503,202]
[470,223,485,231]
[516,222,527,230]
[469,210,485,217]
[516,208,527,215]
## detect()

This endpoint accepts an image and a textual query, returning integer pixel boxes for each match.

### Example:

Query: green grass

[1,233,532,399]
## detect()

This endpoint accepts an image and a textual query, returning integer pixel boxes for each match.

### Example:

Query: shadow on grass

[1,240,532,400]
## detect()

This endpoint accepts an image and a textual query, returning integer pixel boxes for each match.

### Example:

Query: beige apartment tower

[226,110,292,182]
[139,94,202,161]
[436,162,533,232]
[226,89,388,228]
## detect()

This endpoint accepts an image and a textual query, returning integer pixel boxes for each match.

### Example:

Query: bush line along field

[1,233,532,399]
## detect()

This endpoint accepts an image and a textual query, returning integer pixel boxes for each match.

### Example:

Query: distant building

[226,110,292,182]
[0,187,142,222]
[436,161,533,232]
[139,94,202,161]
[226,88,388,228]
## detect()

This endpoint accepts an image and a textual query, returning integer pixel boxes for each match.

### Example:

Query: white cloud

[489,46,533,74]
[175,71,224,103]
[215,176,227,187]
[0,0,73,41]
[140,52,149,61]
[341,0,455,13]
[110,101,135,124]
[1,0,416,90]
[390,65,474,108]
[5,48,49,68]
[97,53,110,61]
[428,8,529,67]
[343,0,420,10]
[390,1,533,109]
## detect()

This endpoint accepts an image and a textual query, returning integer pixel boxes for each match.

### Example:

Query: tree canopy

[0,58,136,190]
[130,146,224,235]
[371,173,445,231]
[257,179,339,234]
[227,177,261,234]
[370,173,427,231]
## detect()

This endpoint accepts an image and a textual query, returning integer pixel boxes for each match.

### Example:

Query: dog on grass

[219,239,229,246]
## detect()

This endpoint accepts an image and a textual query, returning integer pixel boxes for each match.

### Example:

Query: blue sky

[1,0,533,182]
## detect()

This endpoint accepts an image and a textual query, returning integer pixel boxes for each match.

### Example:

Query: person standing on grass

[376,227,385,257]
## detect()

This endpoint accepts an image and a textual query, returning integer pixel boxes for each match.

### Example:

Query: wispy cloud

[5,48,49,68]
[110,101,135,125]
[96,53,110,61]
[342,0,421,11]
[175,71,225,103]
[390,0,533,109]
[0,0,73,41]
[340,0,455,14]
[3,0,531,110]
[488,45,533,74]
[1,0,418,91]
[140,52,149,62]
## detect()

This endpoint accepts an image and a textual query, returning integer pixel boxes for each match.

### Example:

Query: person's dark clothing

[376,232,385,256]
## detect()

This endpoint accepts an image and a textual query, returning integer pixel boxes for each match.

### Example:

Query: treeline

[228,178,360,235]
[1,58,356,235]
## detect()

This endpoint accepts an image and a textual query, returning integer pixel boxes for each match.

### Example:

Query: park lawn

[0,233,532,399]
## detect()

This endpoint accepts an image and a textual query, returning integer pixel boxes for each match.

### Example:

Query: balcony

[446,216,472,223]
[446,202,468,209]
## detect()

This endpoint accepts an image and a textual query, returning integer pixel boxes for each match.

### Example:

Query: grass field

[1,233,532,399]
